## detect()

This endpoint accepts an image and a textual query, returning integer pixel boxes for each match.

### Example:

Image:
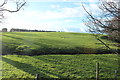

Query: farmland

[1,32,120,79]
[2,54,119,79]
[2,32,119,55]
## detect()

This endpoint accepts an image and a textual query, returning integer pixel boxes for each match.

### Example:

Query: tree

[0,0,26,23]
[82,0,120,54]
[2,28,7,32]
[105,17,120,42]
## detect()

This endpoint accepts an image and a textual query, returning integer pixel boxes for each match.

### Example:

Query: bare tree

[0,0,26,23]
[82,0,120,54]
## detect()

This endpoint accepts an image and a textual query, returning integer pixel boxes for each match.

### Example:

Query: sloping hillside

[2,32,118,55]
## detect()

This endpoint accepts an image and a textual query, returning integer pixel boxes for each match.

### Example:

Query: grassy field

[2,32,119,55]
[1,32,119,79]
[2,54,119,79]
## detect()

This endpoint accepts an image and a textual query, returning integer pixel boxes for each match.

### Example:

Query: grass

[2,54,119,79]
[1,32,119,79]
[2,32,119,55]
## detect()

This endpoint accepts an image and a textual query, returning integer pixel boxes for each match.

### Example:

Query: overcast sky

[1,0,101,32]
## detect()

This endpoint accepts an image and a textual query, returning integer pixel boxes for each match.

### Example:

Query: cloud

[51,7,84,18]
[62,0,99,2]
[28,0,82,2]
[2,11,64,31]
[62,7,82,17]
[50,5,60,8]
[1,1,89,32]
[78,23,88,32]
[2,11,87,32]
[87,0,99,2]
[74,1,101,16]
[62,0,78,2]
[23,6,86,20]
[63,19,75,23]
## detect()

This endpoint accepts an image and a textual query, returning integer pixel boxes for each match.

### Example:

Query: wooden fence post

[96,63,99,80]
[35,74,39,80]
[114,70,117,80]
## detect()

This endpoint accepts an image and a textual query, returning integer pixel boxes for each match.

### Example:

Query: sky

[0,0,102,32]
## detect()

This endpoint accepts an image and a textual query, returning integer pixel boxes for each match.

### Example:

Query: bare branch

[82,3,108,29]
[0,0,7,7]
[82,0,120,54]
[0,0,26,23]
[0,0,26,13]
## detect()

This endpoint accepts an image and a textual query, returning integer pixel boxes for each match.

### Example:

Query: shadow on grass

[2,34,114,55]
[2,43,21,55]
[100,36,109,40]
[2,34,115,55]
[2,45,113,55]
[29,47,112,56]
[2,57,66,79]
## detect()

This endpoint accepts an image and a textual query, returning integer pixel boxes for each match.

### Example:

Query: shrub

[15,45,34,55]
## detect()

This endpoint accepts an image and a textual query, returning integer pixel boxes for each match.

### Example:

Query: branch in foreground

[0,2,26,12]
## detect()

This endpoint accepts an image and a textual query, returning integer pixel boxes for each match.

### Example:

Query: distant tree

[82,0,120,54]
[2,28,7,32]
[0,0,26,23]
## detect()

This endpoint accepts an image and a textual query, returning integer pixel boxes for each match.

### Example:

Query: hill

[1,32,119,79]
[2,32,119,55]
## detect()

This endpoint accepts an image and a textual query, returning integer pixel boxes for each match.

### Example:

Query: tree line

[1,28,57,32]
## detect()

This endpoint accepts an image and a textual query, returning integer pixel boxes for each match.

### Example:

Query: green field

[1,32,119,79]
[2,32,119,55]
[2,54,119,79]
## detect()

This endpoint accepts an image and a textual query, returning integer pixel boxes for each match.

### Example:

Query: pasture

[2,54,119,79]
[1,32,119,79]
[2,32,119,55]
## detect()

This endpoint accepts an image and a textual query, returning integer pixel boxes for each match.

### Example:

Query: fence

[34,62,118,80]
[1,62,118,80]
